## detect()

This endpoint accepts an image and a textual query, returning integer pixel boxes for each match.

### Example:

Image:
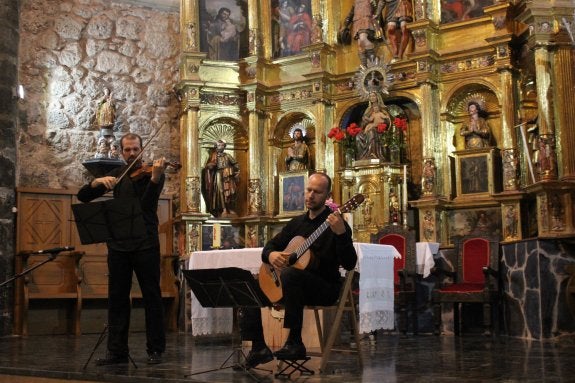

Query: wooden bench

[14,187,179,335]
[15,250,85,336]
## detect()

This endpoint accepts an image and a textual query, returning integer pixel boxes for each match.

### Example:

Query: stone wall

[0,0,19,335]
[17,0,181,194]
[501,239,575,339]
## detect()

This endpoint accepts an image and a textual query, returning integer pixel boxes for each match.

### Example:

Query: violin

[129,160,182,181]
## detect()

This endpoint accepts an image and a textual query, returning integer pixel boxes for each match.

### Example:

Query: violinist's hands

[151,157,166,183]
[327,211,346,235]
[91,176,117,190]
[269,251,290,269]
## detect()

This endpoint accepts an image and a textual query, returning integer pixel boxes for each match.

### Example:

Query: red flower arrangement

[380,117,408,148]
[328,123,363,154]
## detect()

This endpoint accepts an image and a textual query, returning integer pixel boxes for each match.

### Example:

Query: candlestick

[403,165,408,226]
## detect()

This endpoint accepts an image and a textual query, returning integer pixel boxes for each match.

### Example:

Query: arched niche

[199,116,249,217]
[271,112,315,173]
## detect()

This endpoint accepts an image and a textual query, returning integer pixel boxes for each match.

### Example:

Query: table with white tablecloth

[187,243,400,336]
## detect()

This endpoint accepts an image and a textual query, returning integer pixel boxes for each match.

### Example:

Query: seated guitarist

[239,172,357,368]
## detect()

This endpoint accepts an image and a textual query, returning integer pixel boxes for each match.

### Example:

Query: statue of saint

[201,140,240,217]
[356,91,390,160]
[96,88,115,129]
[460,101,491,149]
[285,127,310,171]
[340,0,385,67]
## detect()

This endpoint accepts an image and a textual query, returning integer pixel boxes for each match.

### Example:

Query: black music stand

[72,198,146,245]
[182,267,271,381]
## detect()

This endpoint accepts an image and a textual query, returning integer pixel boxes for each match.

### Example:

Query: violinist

[77,132,166,366]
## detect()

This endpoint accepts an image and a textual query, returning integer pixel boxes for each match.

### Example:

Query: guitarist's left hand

[326,212,346,235]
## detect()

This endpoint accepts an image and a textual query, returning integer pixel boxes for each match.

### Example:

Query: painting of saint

[440,0,494,24]
[272,0,312,58]
[199,0,249,61]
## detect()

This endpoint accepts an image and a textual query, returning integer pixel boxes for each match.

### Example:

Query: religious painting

[271,0,312,58]
[199,0,249,61]
[440,0,494,24]
[448,207,502,242]
[201,223,243,250]
[279,171,308,215]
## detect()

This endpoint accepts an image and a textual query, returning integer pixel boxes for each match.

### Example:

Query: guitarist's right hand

[269,251,290,269]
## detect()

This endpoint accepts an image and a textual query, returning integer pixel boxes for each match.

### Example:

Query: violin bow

[114,122,168,185]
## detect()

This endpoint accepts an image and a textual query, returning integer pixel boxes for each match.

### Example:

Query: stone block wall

[501,239,575,339]
[17,0,181,193]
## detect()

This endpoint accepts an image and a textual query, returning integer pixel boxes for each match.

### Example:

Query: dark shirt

[261,207,357,284]
[77,166,165,251]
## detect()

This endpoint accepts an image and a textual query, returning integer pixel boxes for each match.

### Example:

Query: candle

[402,165,408,213]
[212,223,221,248]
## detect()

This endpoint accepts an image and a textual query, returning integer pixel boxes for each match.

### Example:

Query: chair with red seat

[431,236,499,335]
[371,225,417,334]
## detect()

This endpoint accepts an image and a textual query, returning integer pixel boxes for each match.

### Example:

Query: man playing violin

[239,172,357,368]
[77,132,166,366]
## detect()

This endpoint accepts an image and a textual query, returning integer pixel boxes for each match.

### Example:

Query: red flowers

[328,125,360,154]
[394,117,408,132]
[377,123,388,133]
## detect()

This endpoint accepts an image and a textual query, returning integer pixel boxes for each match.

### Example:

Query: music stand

[72,198,146,245]
[182,267,271,381]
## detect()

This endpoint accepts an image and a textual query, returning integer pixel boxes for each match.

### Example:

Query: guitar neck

[294,220,331,257]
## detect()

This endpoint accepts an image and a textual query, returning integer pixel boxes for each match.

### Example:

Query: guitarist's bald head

[309,172,332,193]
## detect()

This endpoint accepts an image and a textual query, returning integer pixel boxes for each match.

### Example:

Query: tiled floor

[0,331,574,382]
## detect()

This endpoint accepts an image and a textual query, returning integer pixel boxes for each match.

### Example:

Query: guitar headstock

[338,194,365,214]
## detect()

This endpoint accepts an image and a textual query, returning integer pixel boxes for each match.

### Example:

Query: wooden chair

[371,225,418,334]
[306,270,362,373]
[432,236,500,335]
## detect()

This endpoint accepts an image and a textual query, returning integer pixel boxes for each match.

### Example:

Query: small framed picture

[454,148,499,198]
[279,171,308,216]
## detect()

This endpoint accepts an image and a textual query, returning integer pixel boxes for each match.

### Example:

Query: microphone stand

[0,251,65,289]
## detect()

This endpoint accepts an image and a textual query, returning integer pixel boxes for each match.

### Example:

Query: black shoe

[273,342,306,360]
[95,353,129,366]
[240,347,273,369]
[147,351,162,364]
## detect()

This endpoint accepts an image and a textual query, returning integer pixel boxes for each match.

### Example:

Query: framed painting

[279,170,308,215]
[454,148,499,198]
[441,0,494,24]
[271,0,312,58]
[198,0,249,61]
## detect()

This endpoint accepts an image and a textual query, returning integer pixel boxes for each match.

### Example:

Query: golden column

[553,46,575,180]
[499,68,520,191]
[247,105,266,216]
[533,44,557,180]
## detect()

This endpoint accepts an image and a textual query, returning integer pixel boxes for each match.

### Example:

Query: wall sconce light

[12,85,25,100]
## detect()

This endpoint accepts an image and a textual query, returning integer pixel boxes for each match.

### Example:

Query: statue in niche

[460,101,491,149]
[94,136,110,159]
[201,140,240,217]
[550,194,564,231]
[505,205,518,239]
[285,126,310,171]
[423,210,435,241]
[356,91,390,160]
[362,195,374,225]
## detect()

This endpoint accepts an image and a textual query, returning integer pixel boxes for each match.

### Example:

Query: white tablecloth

[416,242,440,278]
[187,243,400,335]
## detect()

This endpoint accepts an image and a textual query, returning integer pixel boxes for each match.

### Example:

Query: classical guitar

[258,194,365,303]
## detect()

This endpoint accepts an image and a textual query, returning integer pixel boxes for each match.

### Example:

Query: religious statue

[285,127,309,171]
[505,205,518,239]
[201,140,240,217]
[109,140,121,159]
[423,210,435,241]
[339,0,385,67]
[96,88,115,129]
[384,0,414,62]
[389,193,400,224]
[460,101,491,149]
[94,136,110,159]
[356,91,390,160]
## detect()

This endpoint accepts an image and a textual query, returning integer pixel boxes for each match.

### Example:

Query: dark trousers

[107,246,166,355]
[240,267,340,341]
